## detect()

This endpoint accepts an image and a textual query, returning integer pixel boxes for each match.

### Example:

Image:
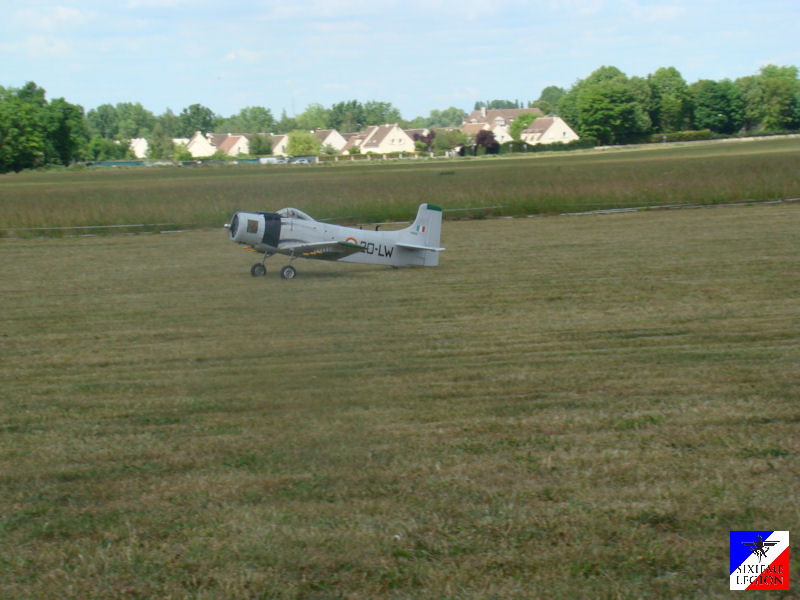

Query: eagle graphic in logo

[741,535,778,562]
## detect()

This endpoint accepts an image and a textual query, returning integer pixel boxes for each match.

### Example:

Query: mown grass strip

[1,203,797,598]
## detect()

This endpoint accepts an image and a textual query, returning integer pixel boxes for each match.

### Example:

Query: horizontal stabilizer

[396,242,445,252]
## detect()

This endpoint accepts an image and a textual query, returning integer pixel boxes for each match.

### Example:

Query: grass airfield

[1,203,799,598]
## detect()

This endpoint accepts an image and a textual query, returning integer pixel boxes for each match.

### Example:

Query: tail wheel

[280,265,297,280]
[250,263,267,277]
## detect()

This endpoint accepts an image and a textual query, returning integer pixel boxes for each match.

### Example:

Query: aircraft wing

[278,240,365,260]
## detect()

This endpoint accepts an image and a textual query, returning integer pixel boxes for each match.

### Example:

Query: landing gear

[249,253,296,279]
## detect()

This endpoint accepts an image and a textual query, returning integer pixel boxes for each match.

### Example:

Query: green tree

[16,81,48,107]
[424,107,467,128]
[690,79,743,133]
[475,99,520,109]
[760,65,800,130]
[559,66,651,144]
[87,135,130,161]
[628,76,654,134]
[173,144,193,161]
[557,90,580,131]
[320,143,339,156]
[158,109,184,138]
[0,92,45,171]
[286,129,321,155]
[734,66,800,131]
[538,86,565,107]
[431,128,467,154]
[275,109,298,134]
[43,97,86,165]
[218,106,275,133]
[86,104,119,139]
[248,133,272,155]
[363,101,402,126]
[179,103,217,137]
[147,123,175,159]
[295,103,330,131]
[578,79,642,144]
[735,74,765,131]
[509,112,540,140]
[328,100,365,132]
[529,100,552,115]
[0,82,85,171]
[648,67,691,132]
[115,102,156,139]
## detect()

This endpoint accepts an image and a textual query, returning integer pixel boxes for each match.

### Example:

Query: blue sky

[1,1,797,121]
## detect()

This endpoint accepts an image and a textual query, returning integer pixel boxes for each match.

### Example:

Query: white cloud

[550,0,607,17]
[222,48,263,64]
[13,5,89,31]
[124,0,191,8]
[625,0,687,22]
[22,34,75,59]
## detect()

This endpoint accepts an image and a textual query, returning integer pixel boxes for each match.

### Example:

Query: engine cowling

[228,212,282,247]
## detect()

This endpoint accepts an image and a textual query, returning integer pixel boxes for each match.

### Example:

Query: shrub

[499,137,597,154]
[649,130,714,143]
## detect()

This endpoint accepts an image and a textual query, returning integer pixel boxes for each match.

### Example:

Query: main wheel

[280,265,297,280]
[250,263,267,277]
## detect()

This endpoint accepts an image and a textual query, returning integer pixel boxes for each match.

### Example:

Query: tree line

[553,64,800,145]
[1,64,798,172]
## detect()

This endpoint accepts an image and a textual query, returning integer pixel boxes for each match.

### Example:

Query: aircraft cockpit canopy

[277,207,313,220]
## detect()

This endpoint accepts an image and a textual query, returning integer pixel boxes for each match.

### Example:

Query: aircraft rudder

[411,203,443,248]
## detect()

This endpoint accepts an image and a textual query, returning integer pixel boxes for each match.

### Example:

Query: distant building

[341,124,415,154]
[185,132,249,158]
[270,134,289,156]
[520,117,579,146]
[129,136,190,158]
[461,107,545,145]
[313,129,348,153]
[129,138,148,159]
[463,107,543,128]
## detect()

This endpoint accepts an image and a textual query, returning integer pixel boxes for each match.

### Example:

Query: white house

[217,134,249,156]
[341,124,415,155]
[520,117,579,146]
[184,132,251,158]
[460,122,513,144]
[129,137,189,158]
[463,107,542,128]
[129,138,148,159]
[270,134,289,156]
[185,132,216,157]
[314,129,348,153]
[461,109,545,145]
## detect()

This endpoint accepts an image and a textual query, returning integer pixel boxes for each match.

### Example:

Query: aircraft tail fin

[401,203,443,266]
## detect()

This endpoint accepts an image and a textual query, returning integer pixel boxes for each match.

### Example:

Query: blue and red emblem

[730,531,790,590]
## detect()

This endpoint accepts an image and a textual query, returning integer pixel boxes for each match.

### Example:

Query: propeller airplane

[226,203,444,279]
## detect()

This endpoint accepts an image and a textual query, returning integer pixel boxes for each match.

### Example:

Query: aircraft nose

[229,212,268,245]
